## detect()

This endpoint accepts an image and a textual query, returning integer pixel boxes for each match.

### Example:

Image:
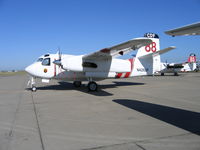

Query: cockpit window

[42,58,51,66]
[37,58,43,62]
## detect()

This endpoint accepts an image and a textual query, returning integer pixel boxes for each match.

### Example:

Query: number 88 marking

[145,42,157,52]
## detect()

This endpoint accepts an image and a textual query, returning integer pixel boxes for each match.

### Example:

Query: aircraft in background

[159,53,197,76]
[25,33,175,92]
[165,22,200,36]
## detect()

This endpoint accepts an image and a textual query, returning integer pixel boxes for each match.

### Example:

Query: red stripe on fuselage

[116,58,135,78]
[116,73,123,78]
[54,59,56,77]
[124,58,134,78]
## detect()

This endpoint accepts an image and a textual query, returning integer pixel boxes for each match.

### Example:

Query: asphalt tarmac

[0,72,200,150]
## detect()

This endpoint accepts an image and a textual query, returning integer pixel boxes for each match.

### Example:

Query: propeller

[53,47,62,66]
[163,59,168,67]
[58,47,62,61]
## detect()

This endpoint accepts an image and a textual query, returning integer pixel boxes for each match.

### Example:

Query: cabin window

[37,58,43,62]
[42,58,51,66]
[44,54,50,57]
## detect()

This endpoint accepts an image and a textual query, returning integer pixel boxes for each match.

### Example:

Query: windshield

[42,58,51,66]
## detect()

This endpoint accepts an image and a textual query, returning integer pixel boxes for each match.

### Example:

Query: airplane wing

[83,38,152,60]
[165,22,200,36]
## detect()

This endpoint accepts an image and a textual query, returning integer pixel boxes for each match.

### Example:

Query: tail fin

[136,33,161,75]
[184,53,197,71]
[134,33,175,75]
[187,53,196,63]
[136,33,160,58]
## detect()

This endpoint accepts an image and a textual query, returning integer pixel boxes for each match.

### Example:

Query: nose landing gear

[31,86,37,92]
[27,76,37,92]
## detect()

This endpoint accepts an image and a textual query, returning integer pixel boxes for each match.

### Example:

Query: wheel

[73,81,82,87]
[32,86,37,92]
[174,72,178,76]
[161,72,164,76]
[88,81,98,91]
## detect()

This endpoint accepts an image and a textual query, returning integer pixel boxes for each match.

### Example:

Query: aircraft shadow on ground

[28,81,145,96]
[113,99,200,136]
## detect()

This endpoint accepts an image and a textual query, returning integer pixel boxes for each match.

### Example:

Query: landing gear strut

[174,72,178,76]
[27,76,37,92]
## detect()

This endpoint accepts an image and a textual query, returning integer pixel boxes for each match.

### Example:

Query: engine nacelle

[62,55,83,72]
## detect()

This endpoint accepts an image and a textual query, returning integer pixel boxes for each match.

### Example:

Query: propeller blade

[58,47,61,60]
[53,60,62,66]
[54,47,63,67]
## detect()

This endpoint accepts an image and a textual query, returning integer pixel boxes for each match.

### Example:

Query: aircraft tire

[32,86,37,92]
[73,81,82,87]
[88,81,98,91]
[161,73,164,76]
[174,72,178,76]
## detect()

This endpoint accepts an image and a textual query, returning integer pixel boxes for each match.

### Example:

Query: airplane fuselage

[25,53,152,82]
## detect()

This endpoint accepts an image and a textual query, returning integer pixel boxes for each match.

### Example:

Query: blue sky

[0,0,199,70]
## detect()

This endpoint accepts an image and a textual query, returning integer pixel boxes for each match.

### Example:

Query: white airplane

[160,53,197,76]
[25,33,175,92]
[165,22,200,36]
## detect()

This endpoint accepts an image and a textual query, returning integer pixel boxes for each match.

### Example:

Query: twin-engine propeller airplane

[25,33,175,92]
[160,53,197,76]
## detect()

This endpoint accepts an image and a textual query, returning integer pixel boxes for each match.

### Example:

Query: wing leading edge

[165,22,200,36]
[83,38,152,60]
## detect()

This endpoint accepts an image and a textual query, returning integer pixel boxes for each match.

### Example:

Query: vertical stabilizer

[187,53,196,63]
[183,53,197,71]
[135,33,161,75]
[136,33,160,58]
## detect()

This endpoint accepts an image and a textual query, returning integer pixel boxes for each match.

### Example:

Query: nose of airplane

[25,66,29,73]
[25,64,35,75]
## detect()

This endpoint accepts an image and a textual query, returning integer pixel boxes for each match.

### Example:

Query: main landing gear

[87,81,98,91]
[73,80,98,91]
[73,81,82,87]
[87,77,98,92]
[174,72,178,76]
[161,72,179,76]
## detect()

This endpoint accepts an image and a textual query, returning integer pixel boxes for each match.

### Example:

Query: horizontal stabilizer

[138,46,176,59]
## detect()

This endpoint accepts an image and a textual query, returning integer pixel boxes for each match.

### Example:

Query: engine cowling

[62,56,83,72]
